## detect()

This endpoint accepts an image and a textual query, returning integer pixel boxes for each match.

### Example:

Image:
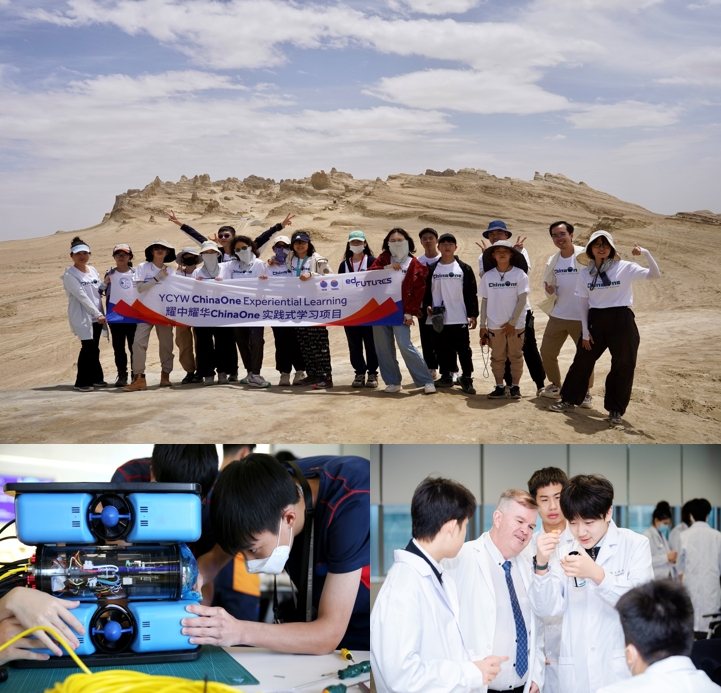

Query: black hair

[230,235,259,258]
[381,227,416,255]
[343,239,375,261]
[274,450,298,463]
[222,444,256,460]
[418,227,438,240]
[217,225,236,237]
[150,444,218,500]
[70,236,89,255]
[113,247,134,267]
[291,231,317,257]
[528,467,568,499]
[411,476,476,541]
[652,501,673,523]
[210,453,299,554]
[549,221,575,236]
[691,498,712,522]
[616,580,694,665]
[560,474,614,521]
[681,499,695,526]
[586,235,617,261]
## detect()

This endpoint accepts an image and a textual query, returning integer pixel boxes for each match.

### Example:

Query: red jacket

[369,251,428,315]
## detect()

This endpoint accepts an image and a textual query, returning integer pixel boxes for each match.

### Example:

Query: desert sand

[0,167,719,443]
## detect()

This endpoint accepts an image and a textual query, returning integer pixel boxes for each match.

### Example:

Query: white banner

[108,270,404,327]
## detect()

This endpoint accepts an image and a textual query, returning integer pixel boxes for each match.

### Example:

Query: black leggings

[75,322,105,387]
[296,327,332,378]
[109,322,136,375]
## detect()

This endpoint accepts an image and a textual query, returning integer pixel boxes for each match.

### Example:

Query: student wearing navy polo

[184,454,370,653]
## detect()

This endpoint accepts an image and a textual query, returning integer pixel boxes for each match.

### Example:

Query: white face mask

[388,240,409,261]
[245,518,293,575]
[236,247,254,264]
[350,243,365,255]
[202,254,219,275]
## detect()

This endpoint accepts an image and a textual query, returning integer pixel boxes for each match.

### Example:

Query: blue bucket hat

[482,219,512,239]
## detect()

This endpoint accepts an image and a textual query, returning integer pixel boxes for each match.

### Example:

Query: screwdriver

[340,648,355,663]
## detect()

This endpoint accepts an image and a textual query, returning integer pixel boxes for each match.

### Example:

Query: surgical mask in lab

[202,254,220,275]
[659,523,670,540]
[388,240,409,261]
[235,247,254,264]
[245,519,293,575]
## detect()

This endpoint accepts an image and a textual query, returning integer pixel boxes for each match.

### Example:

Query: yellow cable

[0,566,29,582]
[0,625,245,692]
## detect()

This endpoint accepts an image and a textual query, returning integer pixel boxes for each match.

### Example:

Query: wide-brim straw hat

[481,240,528,273]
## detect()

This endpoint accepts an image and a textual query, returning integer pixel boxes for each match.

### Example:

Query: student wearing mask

[549,230,661,426]
[422,233,478,395]
[678,498,721,638]
[221,235,271,389]
[669,500,695,554]
[285,231,333,389]
[368,228,437,394]
[185,454,370,653]
[529,474,654,693]
[538,222,593,408]
[643,502,678,580]
[266,236,307,386]
[175,246,201,384]
[596,580,721,693]
[62,236,108,392]
[478,241,530,400]
[338,230,379,389]
[416,227,442,379]
[444,489,544,693]
[372,477,507,693]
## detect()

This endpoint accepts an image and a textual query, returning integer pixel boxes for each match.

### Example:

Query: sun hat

[481,240,528,273]
[482,219,512,240]
[144,239,176,263]
[199,240,222,255]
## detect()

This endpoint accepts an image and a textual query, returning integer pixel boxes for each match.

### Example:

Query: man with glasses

[537,221,593,407]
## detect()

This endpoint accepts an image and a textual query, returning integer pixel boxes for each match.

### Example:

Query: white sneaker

[203,376,215,386]
[217,372,229,384]
[248,373,271,389]
[278,373,291,386]
[452,372,460,383]
[424,383,437,394]
[384,384,402,393]
[540,384,561,398]
[580,392,593,408]
[292,370,307,385]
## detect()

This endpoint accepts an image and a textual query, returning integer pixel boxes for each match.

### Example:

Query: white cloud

[655,47,721,87]
[367,68,571,114]
[566,101,682,129]
[537,0,662,10]
[396,0,481,14]
[544,134,566,140]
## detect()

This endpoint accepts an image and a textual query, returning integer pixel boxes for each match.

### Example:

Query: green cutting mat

[4,646,258,692]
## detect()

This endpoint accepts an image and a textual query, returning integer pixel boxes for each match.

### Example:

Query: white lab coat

[679,521,721,632]
[528,520,654,693]
[643,525,678,580]
[371,549,484,693]
[443,533,545,693]
[596,656,721,693]
[669,521,689,553]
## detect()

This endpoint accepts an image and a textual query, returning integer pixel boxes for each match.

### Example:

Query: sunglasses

[218,234,232,239]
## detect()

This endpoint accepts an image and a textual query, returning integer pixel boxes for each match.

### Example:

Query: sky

[0,0,719,241]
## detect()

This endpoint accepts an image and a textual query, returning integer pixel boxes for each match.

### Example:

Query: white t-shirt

[550,254,582,321]
[575,259,649,309]
[344,255,370,272]
[218,258,266,279]
[68,265,103,319]
[290,255,313,277]
[386,256,412,276]
[135,261,167,284]
[478,247,531,276]
[267,262,293,277]
[426,260,468,325]
[417,252,441,267]
[478,266,530,329]
[105,268,135,304]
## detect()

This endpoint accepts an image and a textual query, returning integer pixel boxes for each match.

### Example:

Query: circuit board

[4,645,258,692]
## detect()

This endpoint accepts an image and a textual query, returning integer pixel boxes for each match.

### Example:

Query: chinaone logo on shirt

[432,271,462,279]
[554,266,578,274]
[586,280,621,289]
[488,281,517,288]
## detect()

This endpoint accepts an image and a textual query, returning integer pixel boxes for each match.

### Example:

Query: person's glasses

[114,252,129,257]
[218,234,232,239]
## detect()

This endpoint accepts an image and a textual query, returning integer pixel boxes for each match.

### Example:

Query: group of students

[62,214,661,423]
[371,467,721,693]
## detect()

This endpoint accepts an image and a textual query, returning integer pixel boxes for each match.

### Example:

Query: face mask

[236,247,254,264]
[203,254,219,275]
[181,256,199,266]
[388,240,409,261]
[245,519,293,575]
[274,247,289,263]
[658,523,670,540]
[350,243,365,255]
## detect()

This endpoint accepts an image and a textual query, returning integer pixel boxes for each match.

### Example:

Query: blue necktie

[502,560,528,678]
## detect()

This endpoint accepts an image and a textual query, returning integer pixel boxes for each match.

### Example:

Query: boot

[160,371,172,387]
[123,374,147,392]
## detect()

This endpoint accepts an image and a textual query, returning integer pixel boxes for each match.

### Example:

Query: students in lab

[372,476,508,693]
[528,474,654,693]
[184,453,370,653]
[642,502,678,580]
[678,498,721,638]
[596,579,721,693]
[523,467,574,693]
[444,489,545,693]
[669,500,694,554]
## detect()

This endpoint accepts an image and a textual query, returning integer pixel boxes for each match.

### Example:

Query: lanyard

[295,256,309,277]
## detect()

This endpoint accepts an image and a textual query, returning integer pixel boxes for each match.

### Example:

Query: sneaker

[428,369,438,380]
[296,374,319,386]
[580,393,593,409]
[550,400,575,412]
[384,383,402,393]
[203,376,215,386]
[487,385,507,399]
[452,372,460,383]
[238,372,250,385]
[365,373,379,388]
[93,381,108,388]
[436,374,455,388]
[352,374,365,388]
[313,377,333,389]
[424,382,436,394]
[278,373,291,387]
[192,372,203,383]
[608,410,624,425]
[73,385,94,392]
[248,373,271,388]
[114,374,128,388]
[292,370,307,386]
[217,372,229,384]
[181,371,195,385]
[229,372,238,382]
[540,384,561,398]
[459,376,476,395]
[509,385,522,399]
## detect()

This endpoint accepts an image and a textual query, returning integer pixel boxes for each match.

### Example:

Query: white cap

[273,235,291,247]
[199,240,222,254]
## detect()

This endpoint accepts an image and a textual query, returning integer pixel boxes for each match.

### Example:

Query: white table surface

[222,647,371,692]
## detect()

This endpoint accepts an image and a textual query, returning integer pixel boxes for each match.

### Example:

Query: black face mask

[181,255,199,266]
